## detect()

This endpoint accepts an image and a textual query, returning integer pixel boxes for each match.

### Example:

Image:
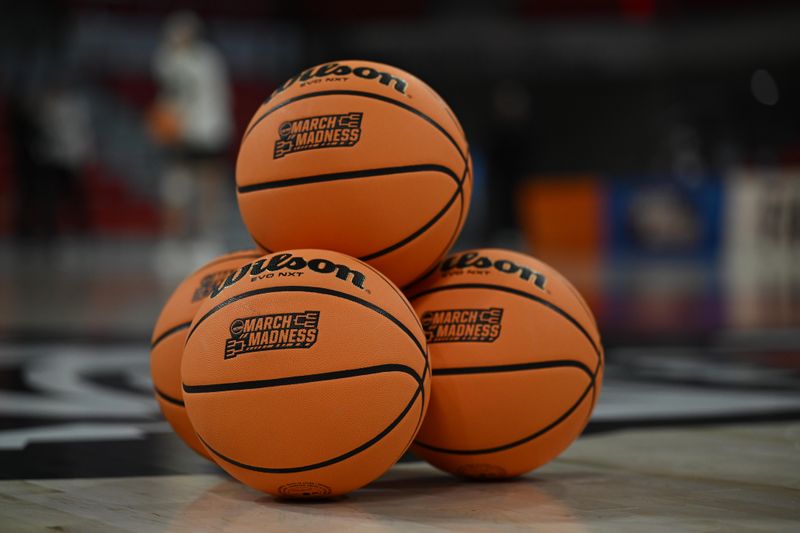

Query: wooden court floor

[1,422,797,532]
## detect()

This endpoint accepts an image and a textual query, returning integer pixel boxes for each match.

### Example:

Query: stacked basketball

[151,61,603,499]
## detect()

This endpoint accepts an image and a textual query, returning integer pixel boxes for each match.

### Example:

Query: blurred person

[150,11,234,266]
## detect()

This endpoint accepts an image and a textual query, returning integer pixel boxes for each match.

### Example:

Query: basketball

[151,249,263,459]
[235,60,472,288]
[181,249,430,497]
[406,248,603,479]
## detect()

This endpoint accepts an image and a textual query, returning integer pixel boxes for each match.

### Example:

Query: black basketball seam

[414,377,594,455]
[151,322,191,349]
[243,89,467,163]
[587,356,604,426]
[359,164,465,262]
[240,164,466,266]
[402,163,471,288]
[401,360,430,460]
[244,163,466,266]
[407,283,601,364]
[432,359,593,378]
[558,273,600,333]
[195,385,424,474]
[183,363,421,393]
[417,81,467,140]
[406,358,430,446]
[154,386,185,407]
[349,255,424,334]
[237,164,459,194]
[187,285,427,367]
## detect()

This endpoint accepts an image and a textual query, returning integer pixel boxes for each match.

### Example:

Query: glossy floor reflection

[1,422,797,532]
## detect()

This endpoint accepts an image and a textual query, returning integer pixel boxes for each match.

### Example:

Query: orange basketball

[151,249,263,459]
[236,60,472,288]
[181,249,430,498]
[406,248,603,479]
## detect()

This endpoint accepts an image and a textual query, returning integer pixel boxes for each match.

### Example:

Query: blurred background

[1,0,799,470]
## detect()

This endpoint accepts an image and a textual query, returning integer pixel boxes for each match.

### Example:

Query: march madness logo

[421,308,504,343]
[225,311,320,359]
[192,269,237,302]
[274,112,362,159]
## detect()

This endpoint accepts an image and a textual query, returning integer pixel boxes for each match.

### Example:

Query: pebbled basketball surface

[181,249,430,497]
[406,248,603,478]
[236,60,473,288]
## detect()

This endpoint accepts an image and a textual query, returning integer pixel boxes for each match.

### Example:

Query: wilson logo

[210,253,367,298]
[421,308,504,343]
[274,112,362,159]
[192,268,237,302]
[441,252,547,290]
[225,311,320,359]
[270,62,408,98]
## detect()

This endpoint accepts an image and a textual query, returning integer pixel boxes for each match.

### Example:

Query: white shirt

[153,41,233,151]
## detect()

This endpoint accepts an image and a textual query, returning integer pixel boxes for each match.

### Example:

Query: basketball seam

[237,164,458,194]
[350,255,424,333]
[359,163,466,262]
[587,357,604,426]
[414,377,595,455]
[187,285,427,366]
[195,384,424,474]
[238,162,464,265]
[154,386,185,407]
[402,162,471,288]
[431,359,593,378]
[183,363,422,393]
[241,163,467,266]
[243,89,467,163]
[413,358,430,438]
[151,321,191,349]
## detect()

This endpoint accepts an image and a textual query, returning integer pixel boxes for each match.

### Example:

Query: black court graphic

[225,311,321,359]
[421,307,504,343]
[274,112,363,159]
